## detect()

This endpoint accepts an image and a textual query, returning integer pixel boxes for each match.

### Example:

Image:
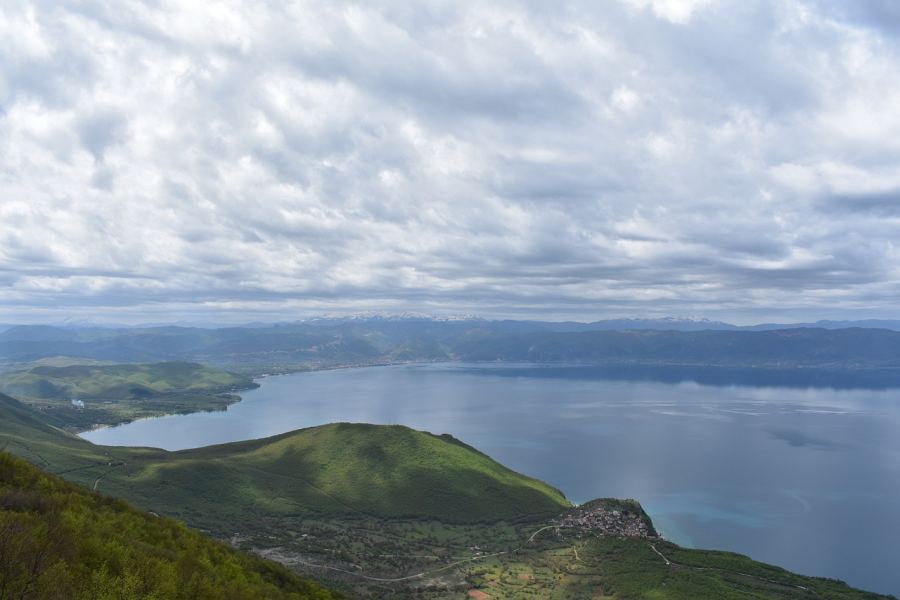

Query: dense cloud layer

[2,0,900,323]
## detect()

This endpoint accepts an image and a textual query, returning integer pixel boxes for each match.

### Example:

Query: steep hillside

[0,451,339,599]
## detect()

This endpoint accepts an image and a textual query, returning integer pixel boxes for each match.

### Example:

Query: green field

[0,362,257,430]
[0,393,893,599]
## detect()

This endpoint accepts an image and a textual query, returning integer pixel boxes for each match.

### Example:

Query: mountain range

[5,320,900,379]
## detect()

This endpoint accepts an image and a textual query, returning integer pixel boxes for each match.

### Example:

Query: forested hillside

[0,451,340,599]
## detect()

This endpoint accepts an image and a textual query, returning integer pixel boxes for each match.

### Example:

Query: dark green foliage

[0,451,340,600]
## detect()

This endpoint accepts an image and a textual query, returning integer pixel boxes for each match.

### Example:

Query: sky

[2,0,900,325]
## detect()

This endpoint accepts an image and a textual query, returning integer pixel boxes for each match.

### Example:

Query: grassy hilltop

[108,422,571,525]
[0,362,257,430]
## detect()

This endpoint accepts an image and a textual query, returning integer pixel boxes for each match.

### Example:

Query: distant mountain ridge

[293,314,900,332]
[280,314,900,332]
[10,314,900,332]
[5,319,900,374]
[746,319,900,331]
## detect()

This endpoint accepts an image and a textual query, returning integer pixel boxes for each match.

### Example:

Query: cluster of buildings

[555,503,655,538]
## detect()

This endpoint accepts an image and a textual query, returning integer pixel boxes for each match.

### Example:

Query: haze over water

[83,363,900,595]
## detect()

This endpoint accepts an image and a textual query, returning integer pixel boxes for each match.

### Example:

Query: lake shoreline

[77,362,900,594]
[77,358,900,437]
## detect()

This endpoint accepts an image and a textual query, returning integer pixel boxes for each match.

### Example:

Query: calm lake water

[82,363,900,595]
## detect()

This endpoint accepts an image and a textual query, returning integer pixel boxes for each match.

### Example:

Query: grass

[102,423,572,525]
[0,362,257,430]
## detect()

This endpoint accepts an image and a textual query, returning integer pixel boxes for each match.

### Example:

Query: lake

[81,363,900,595]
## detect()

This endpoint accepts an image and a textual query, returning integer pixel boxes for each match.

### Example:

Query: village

[554,501,657,539]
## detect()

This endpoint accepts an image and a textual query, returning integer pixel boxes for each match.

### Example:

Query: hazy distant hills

[267,314,900,332]
[745,319,900,331]
[0,362,253,400]
[451,328,900,366]
[0,362,258,430]
[4,319,900,374]
[566,317,900,332]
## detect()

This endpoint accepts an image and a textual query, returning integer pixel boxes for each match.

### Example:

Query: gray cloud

[77,108,128,161]
[815,1,900,39]
[821,190,900,216]
[2,0,900,324]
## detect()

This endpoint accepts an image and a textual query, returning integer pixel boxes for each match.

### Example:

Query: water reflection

[464,363,900,389]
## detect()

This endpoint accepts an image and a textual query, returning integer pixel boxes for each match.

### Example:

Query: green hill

[0,362,257,430]
[0,392,119,474]
[0,394,570,524]
[108,423,571,525]
[0,450,339,600]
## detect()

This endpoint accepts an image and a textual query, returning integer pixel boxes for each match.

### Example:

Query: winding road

[265,521,564,584]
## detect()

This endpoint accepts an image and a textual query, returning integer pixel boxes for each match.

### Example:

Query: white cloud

[1,0,900,324]
[611,86,640,112]
[623,0,716,24]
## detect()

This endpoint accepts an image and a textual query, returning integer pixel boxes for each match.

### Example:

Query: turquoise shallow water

[82,363,900,595]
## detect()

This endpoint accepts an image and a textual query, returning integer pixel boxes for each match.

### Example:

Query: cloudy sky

[2,0,900,324]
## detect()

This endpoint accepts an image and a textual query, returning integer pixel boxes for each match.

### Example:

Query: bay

[81,363,900,595]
